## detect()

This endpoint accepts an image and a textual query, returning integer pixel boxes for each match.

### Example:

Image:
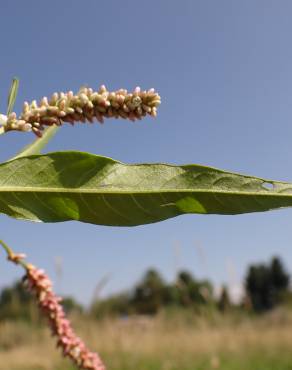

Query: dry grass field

[1,309,292,370]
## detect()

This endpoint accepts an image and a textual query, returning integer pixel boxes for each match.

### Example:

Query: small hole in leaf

[262,182,274,190]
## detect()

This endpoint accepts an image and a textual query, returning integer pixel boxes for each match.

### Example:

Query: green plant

[1,78,292,369]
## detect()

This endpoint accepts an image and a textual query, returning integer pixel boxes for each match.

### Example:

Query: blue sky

[1,1,292,304]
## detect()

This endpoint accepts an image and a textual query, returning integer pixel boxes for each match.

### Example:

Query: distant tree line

[0,256,290,321]
[91,256,291,317]
[91,269,214,318]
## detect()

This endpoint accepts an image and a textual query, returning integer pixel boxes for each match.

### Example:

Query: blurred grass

[1,308,292,370]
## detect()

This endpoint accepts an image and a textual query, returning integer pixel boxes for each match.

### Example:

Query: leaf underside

[0,151,292,226]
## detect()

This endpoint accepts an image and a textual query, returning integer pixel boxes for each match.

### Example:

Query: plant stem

[0,239,28,269]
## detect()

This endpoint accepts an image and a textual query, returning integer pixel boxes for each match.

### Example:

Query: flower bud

[40,97,49,106]
[0,114,7,126]
[23,102,30,113]
[50,93,59,105]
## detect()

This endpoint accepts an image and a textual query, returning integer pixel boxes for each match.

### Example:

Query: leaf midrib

[0,186,290,196]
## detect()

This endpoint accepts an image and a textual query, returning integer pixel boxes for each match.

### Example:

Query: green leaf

[6,78,19,115]
[11,126,59,160]
[0,151,292,226]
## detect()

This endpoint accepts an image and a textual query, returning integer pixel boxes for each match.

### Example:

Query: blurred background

[1,1,292,369]
[1,254,292,369]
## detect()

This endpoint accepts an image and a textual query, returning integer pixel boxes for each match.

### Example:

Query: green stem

[0,239,28,270]
[0,127,5,135]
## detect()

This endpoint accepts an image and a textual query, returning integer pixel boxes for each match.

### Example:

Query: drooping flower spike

[24,265,106,370]
[2,85,161,137]
[0,240,106,370]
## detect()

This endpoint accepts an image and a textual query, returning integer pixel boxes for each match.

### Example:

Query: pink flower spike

[24,265,106,370]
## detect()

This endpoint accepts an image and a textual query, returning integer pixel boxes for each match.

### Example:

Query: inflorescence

[2,245,106,370]
[24,265,106,370]
[2,85,161,137]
